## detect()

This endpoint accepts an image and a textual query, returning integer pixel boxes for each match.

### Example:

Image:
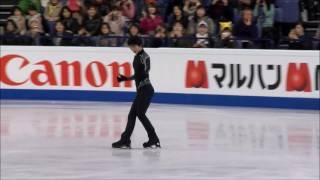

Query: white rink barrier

[0,46,319,109]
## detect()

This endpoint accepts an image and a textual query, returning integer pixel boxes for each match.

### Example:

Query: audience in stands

[0,0,318,50]
[140,3,163,35]
[150,24,166,47]
[233,8,257,38]
[127,23,140,37]
[119,0,136,20]
[60,6,80,33]
[52,20,73,45]
[192,21,214,48]
[25,18,43,45]
[208,0,234,22]
[18,0,41,14]
[168,22,190,47]
[288,22,310,50]
[275,0,300,37]
[66,0,81,13]
[187,5,215,35]
[95,22,117,46]
[103,6,126,35]
[82,5,101,36]
[183,0,202,17]
[233,8,258,48]
[44,0,63,34]
[3,20,20,45]
[8,7,26,35]
[167,5,188,31]
[26,5,43,33]
[253,0,275,39]
[216,27,235,48]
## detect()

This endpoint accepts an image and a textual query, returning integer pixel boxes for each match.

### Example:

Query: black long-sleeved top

[233,20,258,39]
[132,49,151,89]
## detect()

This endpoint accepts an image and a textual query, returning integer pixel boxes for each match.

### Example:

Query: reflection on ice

[1,101,319,180]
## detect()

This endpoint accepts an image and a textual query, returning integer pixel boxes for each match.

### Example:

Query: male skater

[112,36,160,149]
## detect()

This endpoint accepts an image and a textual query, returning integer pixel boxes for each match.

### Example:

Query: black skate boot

[143,137,161,148]
[112,139,131,149]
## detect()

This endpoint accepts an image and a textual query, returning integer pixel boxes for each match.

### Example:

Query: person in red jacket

[139,4,163,35]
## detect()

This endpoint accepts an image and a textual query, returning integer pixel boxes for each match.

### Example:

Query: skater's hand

[117,74,128,82]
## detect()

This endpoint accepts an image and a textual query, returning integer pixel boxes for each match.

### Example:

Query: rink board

[0,46,319,110]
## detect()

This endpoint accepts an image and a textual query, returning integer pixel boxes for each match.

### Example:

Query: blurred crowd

[1,0,320,49]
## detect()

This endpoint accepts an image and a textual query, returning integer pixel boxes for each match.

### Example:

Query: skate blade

[112,145,131,149]
[144,144,161,149]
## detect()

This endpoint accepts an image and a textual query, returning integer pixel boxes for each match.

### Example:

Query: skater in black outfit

[112,36,160,149]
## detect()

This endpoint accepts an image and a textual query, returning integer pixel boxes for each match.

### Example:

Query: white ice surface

[1,100,319,180]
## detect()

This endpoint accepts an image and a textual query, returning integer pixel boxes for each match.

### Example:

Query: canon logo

[0,54,132,88]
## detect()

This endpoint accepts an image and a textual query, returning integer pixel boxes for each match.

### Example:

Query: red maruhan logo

[185,60,319,92]
[185,60,208,88]
[0,54,132,88]
[286,63,311,92]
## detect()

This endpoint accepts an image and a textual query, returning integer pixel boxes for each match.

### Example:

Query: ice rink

[1,100,319,180]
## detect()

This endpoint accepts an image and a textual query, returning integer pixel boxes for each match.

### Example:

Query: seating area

[0,0,319,49]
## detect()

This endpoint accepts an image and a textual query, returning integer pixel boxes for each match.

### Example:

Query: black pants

[121,85,157,140]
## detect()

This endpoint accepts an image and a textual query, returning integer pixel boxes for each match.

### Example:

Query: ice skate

[143,138,161,148]
[112,139,131,149]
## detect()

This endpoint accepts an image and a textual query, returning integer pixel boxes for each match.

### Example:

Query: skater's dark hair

[127,36,143,46]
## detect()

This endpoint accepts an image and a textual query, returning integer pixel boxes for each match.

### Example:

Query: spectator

[150,24,167,47]
[44,0,63,35]
[215,27,235,48]
[66,0,82,12]
[8,7,27,35]
[127,23,141,37]
[168,22,190,47]
[162,0,184,20]
[288,23,310,50]
[95,23,117,46]
[233,0,255,22]
[145,0,156,4]
[119,0,136,20]
[192,21,214,48]
[2,20,20,45]
[52,21,73,45]
[183,0,202,16]
[218,20,232,33]
[187,6,215,35]
[41,0,50,9]
[314,25,320,49]
[253,0,274,39]
[288,23,304,40]
[90,0,112,16]
[275,0,300,37]
[25,20,43,45]
[154,0,172,21]
[207,0,234,22]
[314,25,320,39]
[235,0,255,10]
[83,5,102,36]
[26,5,43,33]
[60,6,80,33]
[18,0,41,14]
[123,23,141,46]
[233,8,258,39]
[140,4,163,35]
[167,6,189,30]
[103,6,126,35]
[72,10,83,25]
[75,25,96,46]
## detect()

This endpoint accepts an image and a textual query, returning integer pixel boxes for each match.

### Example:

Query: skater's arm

[117,74,135,82]
[128,75,135,80]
